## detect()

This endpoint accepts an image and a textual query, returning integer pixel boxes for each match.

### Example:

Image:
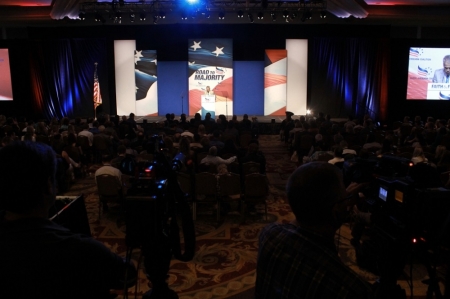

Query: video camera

[123,135,196,299]
[353,156,450,296]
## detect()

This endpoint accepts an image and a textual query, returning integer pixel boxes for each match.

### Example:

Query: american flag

[93,62,102,109]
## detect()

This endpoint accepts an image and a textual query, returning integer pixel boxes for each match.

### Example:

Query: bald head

[286,162,344,226]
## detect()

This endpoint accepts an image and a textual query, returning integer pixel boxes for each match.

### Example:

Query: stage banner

[264,49,287,116]
[188,39,233,117]
[135,50,158,116]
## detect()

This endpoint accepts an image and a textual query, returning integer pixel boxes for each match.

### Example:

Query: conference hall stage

[133,115,346,124]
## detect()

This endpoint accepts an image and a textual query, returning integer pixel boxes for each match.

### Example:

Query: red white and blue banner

[188,39,233,117]
[264,49,287,116]
[135,50,158,116]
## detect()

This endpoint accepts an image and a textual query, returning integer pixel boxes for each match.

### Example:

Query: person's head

[129,113,135,119]
[0,142,57,214]
[247,142,259,155]
[286,162,345,228]
[206,86,210,93]
[413,147,424,158]
[208,146,218,156]
[117,145,127,155]
[102,154,113,164]
[435,145,446,159]
[179,136,191,155]
[334,147,344,158]
[198,124,206,135]
[67,133,77,145]
[200,137,210,148]
[443,55,450,76]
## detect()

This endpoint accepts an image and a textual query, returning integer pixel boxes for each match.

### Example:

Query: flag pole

[93,62,102,120]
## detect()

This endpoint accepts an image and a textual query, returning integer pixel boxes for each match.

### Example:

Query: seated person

[328,146,345,165]
[411,147,428,165]
[201,146,236,166]
[240,142,266,174]
[95,155,123,211]
[256,162,372,298]
[0,141,136,299]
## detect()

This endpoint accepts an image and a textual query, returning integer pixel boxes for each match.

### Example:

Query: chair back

[242,161,260,176]
[218,173,241,196]
[244,173,269,197]
[195,172,218,197]
[96,174,121,197]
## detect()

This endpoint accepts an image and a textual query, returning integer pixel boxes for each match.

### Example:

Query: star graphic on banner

[188,61,195,65]
[151,58,157,65]
[191,41,201,51]
[212,46,224,57]
[135,50,143,64]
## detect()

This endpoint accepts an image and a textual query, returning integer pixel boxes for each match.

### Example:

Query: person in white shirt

[205,86,214,95]
[78,124,94,146]
[95,155,123,212]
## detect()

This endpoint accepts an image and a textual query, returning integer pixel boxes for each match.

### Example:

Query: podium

[201,95,216,119]
[427,83,450,100]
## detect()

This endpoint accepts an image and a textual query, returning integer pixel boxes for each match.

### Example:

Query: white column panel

[286,39,308,116]
[114,40,136,116]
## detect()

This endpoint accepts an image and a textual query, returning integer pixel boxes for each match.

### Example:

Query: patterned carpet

[60,135,445,298]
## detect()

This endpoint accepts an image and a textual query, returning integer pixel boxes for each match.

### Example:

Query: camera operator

[0,141,136,299]
[256,162,374,298]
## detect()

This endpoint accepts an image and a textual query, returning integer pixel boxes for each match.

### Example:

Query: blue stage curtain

[29,38,108,120]
[309,38,389,121]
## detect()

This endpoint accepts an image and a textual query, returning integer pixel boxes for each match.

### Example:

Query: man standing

[256,162,373,299]
[432,55,450,83]
[0,142,135,299]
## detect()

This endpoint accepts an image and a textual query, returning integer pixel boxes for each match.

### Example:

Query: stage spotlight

[130,13,135,22]
[181,11,188,20]
[218,11,225,19]
[158,11,166,19]
[140,12,146,21]
[113,11,122,23]
[320,10,327,18]
[306,109,311,115]
[237,10,244,18]
[283,10,289,18]
[186,0,198,4]
[78,11,86,20]
[270,11,276,21]
[305,10,312,20]
[257,12,264,20]
[248,13,254,23]
[94,12,102,22]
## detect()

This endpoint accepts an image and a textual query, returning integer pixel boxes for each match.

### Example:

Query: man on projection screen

[432,55,450,83]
